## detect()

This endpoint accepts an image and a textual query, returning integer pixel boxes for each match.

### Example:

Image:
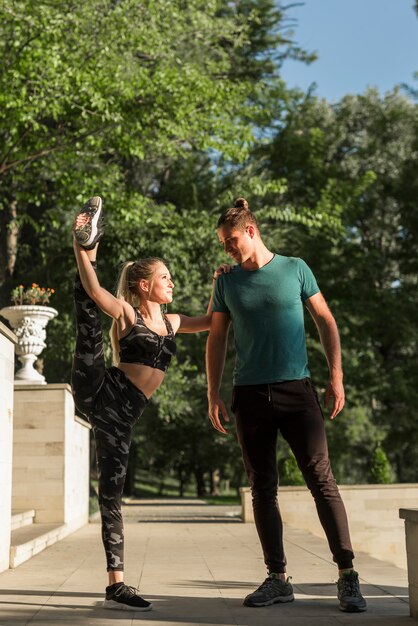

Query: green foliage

[0,0,309,413]
[261,88,418,482]
[0,0,253,174]
[2,1,417,495]
[0,0,262,290]
[279,453,305,486]
[325,405,382,484]
[369,444,394,484]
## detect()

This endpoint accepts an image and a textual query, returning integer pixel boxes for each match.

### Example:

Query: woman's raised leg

[70,221,106,418]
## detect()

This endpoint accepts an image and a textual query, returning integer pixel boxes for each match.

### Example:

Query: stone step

[10,523,66,568]
[11,509,35,531]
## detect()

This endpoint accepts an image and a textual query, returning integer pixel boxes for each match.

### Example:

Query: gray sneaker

[73,196,104,250]
[337,570,367,612]
[244,573,294,607]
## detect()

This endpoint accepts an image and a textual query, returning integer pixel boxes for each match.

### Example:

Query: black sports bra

[119,309,176,372]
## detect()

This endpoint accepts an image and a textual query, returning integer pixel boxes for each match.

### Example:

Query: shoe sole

[339,604,367,612]
[103,599,153,611]
[244,594,294,607]
[74,196,103,248]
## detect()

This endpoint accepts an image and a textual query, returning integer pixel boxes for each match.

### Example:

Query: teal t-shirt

[212,254,320,385]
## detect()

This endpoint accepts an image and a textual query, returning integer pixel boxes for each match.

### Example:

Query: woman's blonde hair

[110,257,164,365]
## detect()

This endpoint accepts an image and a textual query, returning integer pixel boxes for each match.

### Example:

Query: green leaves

[263,89,418,482]
[7,1,416,491]
[0,0,257,181]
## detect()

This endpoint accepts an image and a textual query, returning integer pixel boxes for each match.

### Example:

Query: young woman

[71,196,225,612]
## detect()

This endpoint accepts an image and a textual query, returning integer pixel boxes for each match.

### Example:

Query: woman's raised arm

[73,239,134,325]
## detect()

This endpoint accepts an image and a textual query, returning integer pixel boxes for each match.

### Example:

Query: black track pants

[71,269,147,571]
[233,379,354,573]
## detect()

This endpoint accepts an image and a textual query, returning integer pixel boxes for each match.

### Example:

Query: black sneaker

[244,573,294,607]
[103,582,152,611]
[337,570,367,612]
[73,196,104,249]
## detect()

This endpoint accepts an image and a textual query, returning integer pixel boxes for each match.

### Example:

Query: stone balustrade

[400,508,418,620]
[0,341,91,574]
[0,322,17,572]
[12,384,90,529]
[241,484,418,570]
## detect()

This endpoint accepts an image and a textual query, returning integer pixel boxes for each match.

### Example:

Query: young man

[206,197,366,613]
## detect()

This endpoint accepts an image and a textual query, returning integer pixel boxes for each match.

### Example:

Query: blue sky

[280,0,418,101]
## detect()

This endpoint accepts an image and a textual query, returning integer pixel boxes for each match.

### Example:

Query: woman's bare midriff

[117,362,166,399]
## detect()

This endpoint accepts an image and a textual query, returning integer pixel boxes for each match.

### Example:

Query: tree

[0,1,318,497]
[257,89,418,482]
[0,0,258,287]
[369,444,394,484]
[279,453,305,486]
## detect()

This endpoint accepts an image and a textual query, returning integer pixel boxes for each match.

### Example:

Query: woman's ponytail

[110,262,139,365]
[109,257,165,366]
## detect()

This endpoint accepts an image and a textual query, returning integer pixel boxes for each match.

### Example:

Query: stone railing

[0,321,17,572]
[400,509,418,620]
[12,383,90,529]
[0,315,91,573]
[241,484,418,570]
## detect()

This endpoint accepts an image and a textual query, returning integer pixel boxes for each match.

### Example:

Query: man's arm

[304,291,345,420]
[206,311,231,434]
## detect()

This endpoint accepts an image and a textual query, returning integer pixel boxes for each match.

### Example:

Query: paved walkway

[0,500,413,625]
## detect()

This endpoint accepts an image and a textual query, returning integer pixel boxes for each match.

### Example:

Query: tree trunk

[210,468,221,496]
[178,467,185,497]
[7,199,18,277]
[194,467,207,497]
[0,197,19,286]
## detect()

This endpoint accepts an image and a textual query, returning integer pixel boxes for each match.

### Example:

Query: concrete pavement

[0,500,413,625]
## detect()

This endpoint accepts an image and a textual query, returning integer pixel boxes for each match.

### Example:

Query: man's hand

[324,377,345,420]
[208,394,229,434]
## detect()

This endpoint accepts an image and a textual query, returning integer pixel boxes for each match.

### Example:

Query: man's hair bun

[217,195,258,231]
[234,197,249,211]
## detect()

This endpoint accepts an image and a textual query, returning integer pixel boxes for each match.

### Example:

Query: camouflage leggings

[71,269,148,571]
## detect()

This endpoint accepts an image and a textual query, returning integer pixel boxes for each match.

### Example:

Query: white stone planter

[0,305,58,385]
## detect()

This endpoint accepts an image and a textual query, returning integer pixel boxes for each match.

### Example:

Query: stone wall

[241,484,418,569]
[400,509,418,619]
[0,322,17,572]
[12,384,90,531]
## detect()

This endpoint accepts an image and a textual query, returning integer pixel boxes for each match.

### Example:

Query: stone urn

[0,305,58,385]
